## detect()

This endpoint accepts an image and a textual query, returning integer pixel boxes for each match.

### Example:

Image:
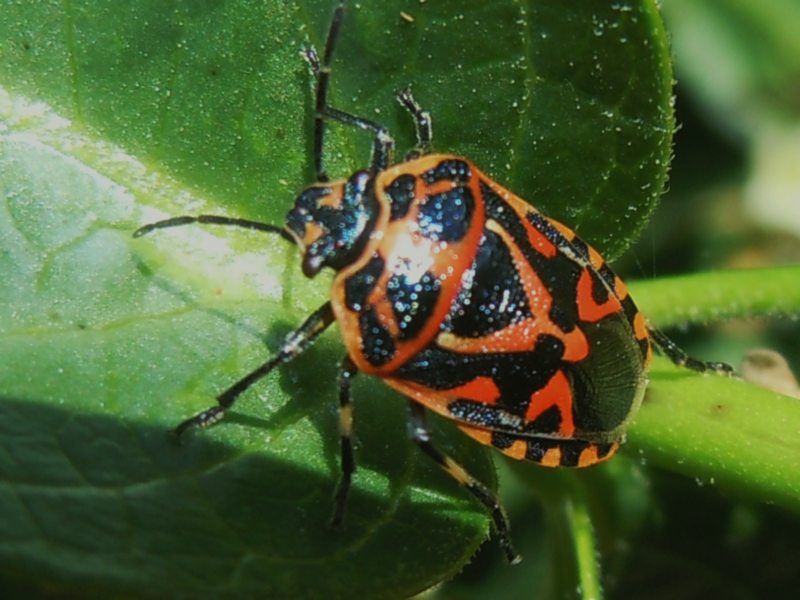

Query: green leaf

[0,97,496,597]
[1,0,675,257]
[1,0,675,596]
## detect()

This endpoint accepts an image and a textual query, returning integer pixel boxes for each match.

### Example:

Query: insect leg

[408,403,522,565]
[133,214,294,243]
[304,2,395,176]
[648,326,734,375]
[304,1,345,182]
[397,88,433,159]
[330,355,359,528]
[174,302,336,436]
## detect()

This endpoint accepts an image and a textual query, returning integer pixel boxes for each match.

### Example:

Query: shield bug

[134,1,732,563]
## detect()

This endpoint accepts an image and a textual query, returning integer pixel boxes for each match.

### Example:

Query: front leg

[174,302,335,436]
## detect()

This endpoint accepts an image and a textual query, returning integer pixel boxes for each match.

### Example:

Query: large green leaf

[0,0,675,597]
[1,0,674,256]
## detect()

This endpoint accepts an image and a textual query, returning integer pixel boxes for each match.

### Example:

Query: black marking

[448,400,523,431]
[598,263,617,293]
[638,337,651,360]
[421,159,471,184]
[443,230,532,337]
[287,172,379,275]
[397,333,563,392]
[620,294,641,332]
[481,181,583,332]
[587,267,610,306]
[527,404,562,435]
[569,236,591,262]
[398,334,565,429]
[525,209,573,250]
[558,441,584,467]
[596,441,615,459]
[620,293,651,361]
[490,431,517,450]
[359,308,396,367]
[418,187,475,243]
[525,439,552,462]
[530,211,618,301]
[344,253,385,312]
[524,438,587,467]
[386,269,442,340]
[385,174,417,220]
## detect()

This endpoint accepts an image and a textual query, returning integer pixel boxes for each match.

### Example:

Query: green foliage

[1,1,798,599]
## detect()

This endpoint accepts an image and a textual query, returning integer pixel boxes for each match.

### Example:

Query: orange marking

[457,424,493,446]
[578,441,619,467]
[425,179,463,196]
[318,187,345,208]
[480,179,558,258]
[633,312,648,341]
[436,321,542,354]
[577,269,622,322]
[485,221,590,362]
[301,221,325,248]
[561,328,590,362]
[524,221,558,257]
[540,447,562,467]
[577,445,599,467]
[448,376,502,405]
[385,378,453,416]
[436,320,588,362]
[550,220,576,241]
[501,440,528,460]
[525,371,575,436]
[587,246,605,271]
[614,275,629,299]
[371,295,401,338]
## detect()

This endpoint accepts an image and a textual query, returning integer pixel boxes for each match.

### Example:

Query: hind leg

[648,327,734,375]
[409,404,521,564]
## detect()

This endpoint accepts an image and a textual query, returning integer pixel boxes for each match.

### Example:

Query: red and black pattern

[331,156,484,374]
[359,156,651,468]
[134,1,733,565]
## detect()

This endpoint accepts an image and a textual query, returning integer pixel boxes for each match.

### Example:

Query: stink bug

[133,1,733,563]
